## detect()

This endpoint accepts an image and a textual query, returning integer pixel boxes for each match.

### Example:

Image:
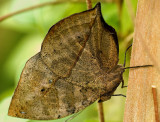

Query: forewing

[41,5,98,78]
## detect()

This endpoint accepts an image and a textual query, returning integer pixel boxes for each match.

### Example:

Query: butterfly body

[8,3,124,120]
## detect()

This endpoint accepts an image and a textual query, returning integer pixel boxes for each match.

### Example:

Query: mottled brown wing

[40,5,97,78]
[8,2,120,120]
[7,52,100,120]
[8,45,116,120]
[8,53,60,120]
[87,6,119,72]
[40,2,118,77]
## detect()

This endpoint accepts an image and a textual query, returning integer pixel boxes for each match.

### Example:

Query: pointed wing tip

[96,2,101,6]
[95,2,101,9]
[94,2,101,15]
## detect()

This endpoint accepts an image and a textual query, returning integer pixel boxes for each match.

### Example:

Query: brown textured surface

[124,0,160,121]
[8,3,124,120]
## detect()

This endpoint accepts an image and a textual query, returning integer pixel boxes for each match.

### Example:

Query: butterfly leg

[98,93,126,103]
[112,94,126,97]
[121,79,127,88]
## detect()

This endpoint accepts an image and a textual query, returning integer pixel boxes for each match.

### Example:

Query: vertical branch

[98,102,105,122]
[86,0,92,9]
[124,0,160,121]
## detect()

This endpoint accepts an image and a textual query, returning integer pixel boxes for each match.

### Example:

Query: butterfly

[8,2,125,120]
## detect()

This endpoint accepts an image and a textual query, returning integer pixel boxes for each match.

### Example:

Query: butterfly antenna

[124,65,153,69]
[123,44,153,69]
[64,111,83,122]
[123,43,132,67]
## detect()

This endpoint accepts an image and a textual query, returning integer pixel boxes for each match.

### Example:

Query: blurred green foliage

[0,0,137,122]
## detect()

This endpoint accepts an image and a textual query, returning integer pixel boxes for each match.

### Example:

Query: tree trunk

[124,0,160,122]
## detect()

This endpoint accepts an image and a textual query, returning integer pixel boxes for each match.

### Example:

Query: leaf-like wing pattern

[8,3,122,120]
[41,3,118,77]
[41,5,97,77]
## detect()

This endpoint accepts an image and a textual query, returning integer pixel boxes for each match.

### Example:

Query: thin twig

[0,1,64,22]
[152,85,159,122]
[0,0,90,22]
[86,0,92,9]
[98,102,105,122]
[0,0,110,22]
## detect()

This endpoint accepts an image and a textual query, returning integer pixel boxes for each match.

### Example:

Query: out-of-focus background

[0,0,137,122]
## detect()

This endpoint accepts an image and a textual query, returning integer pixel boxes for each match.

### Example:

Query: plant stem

[86,0,92,9]
[152,85,159,122]
[98,102,105,122]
